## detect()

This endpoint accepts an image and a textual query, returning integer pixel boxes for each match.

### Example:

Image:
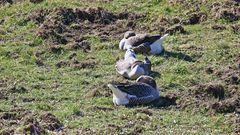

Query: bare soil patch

[27,7,145,45]
[231,24,240,34]
[211,24,226,30]
[56,58,97,69]
[40,113,63,131]
[150,17,187,35]
[211,1,240,22]
[85,83,112,98]
[0,108,63,134]
[177,56,240,114]
[183,12,208,25]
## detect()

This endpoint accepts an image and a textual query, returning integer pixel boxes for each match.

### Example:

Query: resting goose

[119,31,168,55]
[136,75,157,88]
[116,49,151,79]
[107,76,160,106]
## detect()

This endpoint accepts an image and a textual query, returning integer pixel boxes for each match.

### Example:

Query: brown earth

[170,0,239,23]
[211,1,240,22]
[0,79,28,101]
[27,7,145,45]
[56,58,97,69]
[231,24,240,34]
[85,83,112,98]
[183,12,208,25]
[150,17,187,35]
[211,24,226,30]
[39,113,63,131]
[0,108,63,134]
[176,56,240,114]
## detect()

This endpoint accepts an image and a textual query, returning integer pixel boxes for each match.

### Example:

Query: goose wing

[145,35,161,44]
[113,83,156,97]
[132,43,151,54]
[116,59,131,72]
[125,34,148,47]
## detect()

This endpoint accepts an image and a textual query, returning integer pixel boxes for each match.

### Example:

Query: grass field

[0,0,239,134]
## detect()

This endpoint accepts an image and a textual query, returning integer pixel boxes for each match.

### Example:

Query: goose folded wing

[115,83,154,97]
[129,95,155,105]
[116,59,131,72]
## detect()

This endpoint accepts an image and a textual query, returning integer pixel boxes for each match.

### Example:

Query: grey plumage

[125,34,161,47]
[119,31,167,55]
[116,49,151,79]
[136,75,156,89]
[109,82,160,105]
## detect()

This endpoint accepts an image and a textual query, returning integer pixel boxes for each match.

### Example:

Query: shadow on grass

[159,50,195,62]
[150,71,161,78]
[150,96,177,108]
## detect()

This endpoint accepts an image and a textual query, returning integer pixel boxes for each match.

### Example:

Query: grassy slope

[0,0,239,134]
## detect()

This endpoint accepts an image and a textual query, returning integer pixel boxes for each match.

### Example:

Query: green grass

[0,0,239,134]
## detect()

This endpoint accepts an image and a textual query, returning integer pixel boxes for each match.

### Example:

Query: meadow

[0,0,239,134]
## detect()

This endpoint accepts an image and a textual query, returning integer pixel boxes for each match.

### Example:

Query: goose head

[128,64,145,79]
[124,31,136,39]
[119,31,136,50]
[107,84,129,105]
[136,75,157,89]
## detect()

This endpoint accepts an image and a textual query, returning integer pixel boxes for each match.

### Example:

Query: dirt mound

[40,113,63,131]
[211,1,240,22]
[134,108,153,116]
[183,12,208,25]
[151,17,187,35]
[35,59,44,66]
[157,17,181,26]
[211,24,226,30]
[0,79,28,100]
[170,0,239,23]
[215,59,240,85]
[194,83,225,99]
[0,108,64,134]
[178,83,224,110]
[86,84,112,98]
[27,9,50,24]
[231,24,240,34]
[23,117,46,134]
[209,96,240,113]
[151,94,177,107]
[165,24,186,35]
[28,7,145,45]
[178,81,240,113]
[56,58,97,69]
[177,57,240,113]
[66,40,91,52]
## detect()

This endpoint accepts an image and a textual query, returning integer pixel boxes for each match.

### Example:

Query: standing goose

[116,49,151,80]
[119,31,168,55]
[107,76,160,106]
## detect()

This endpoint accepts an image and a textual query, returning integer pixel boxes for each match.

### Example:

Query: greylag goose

[116,49,151,79]
[107,76,160,106]
[119,31,168,55]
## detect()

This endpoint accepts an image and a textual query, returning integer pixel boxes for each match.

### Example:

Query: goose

[136,75,157,88]
[107,76,160,106]
[116,49,151,79]
[119,31,168,55]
